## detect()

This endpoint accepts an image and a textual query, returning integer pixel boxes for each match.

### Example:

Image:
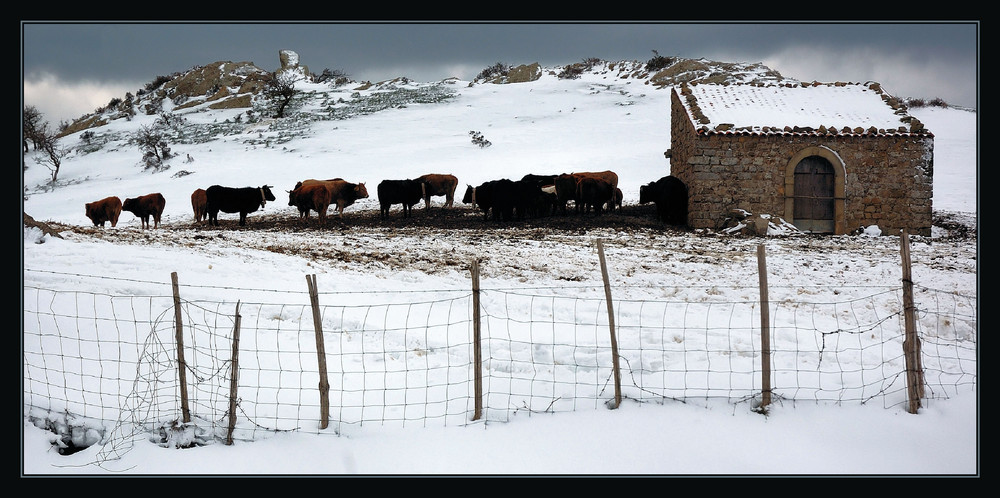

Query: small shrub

[314,68,349,84]
[133,124,173,171]
[156,112,187,129]
[645,50,675,72]
[469,130,491,148]
[557,64,585,79]
[476,62,510,82]
[558,57,604,80]
[144,75,173,93]
[904,97,948,108]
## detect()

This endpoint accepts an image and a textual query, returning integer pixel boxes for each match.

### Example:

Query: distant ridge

[58,56,799,137]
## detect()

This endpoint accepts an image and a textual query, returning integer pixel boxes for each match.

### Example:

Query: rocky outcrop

[163,61,268,98]
[208,94,254,110]
[506,63,541,83]
[58,59,274,136]
[278,49,309,77]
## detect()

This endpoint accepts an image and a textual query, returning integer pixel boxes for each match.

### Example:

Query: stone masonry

[668,87,934,236]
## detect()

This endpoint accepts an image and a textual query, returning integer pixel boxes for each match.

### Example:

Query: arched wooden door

[793,156,835,233]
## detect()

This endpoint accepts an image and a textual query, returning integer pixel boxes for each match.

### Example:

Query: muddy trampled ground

[37,203,977,291]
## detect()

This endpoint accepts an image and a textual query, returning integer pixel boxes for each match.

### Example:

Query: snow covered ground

[22,68,978,476]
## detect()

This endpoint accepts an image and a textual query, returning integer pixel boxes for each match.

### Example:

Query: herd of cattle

[83,171,689,229]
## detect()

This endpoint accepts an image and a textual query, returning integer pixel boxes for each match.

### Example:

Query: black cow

[122,192,166,229]
[464,180,517,221]
[205,184,276,226]
[520,174,558,189]
[378,179,424,218]
[488,179,517,221]
[513,179,553,219]
[639,175,688,225]
[576,177,614,214]
[553,173,580,215]
[463,183,491,220]
[605,188,623,212]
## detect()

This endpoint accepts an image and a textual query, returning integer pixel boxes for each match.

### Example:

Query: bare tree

[33,122,69,183]
[264,71,301,118]
[23,105,45,153]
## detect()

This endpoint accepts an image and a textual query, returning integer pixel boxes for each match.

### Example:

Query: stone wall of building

[669,89,933,236]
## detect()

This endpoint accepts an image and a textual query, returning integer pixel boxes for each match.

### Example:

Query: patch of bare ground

[36,204,976,283]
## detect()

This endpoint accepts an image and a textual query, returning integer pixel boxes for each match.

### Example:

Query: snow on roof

[676,82,931,136]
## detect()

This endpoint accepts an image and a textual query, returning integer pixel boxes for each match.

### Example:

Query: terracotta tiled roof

[676,82,932,137]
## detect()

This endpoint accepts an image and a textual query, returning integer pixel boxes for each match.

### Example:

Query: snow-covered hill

[25,57,970,225]
[22,57,978,476]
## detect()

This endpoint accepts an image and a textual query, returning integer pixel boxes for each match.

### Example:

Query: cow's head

[287,183,302,206]
[84,203,97,224]
[260,185,276,208]
[355,183,369,199]
[639,184,654,204]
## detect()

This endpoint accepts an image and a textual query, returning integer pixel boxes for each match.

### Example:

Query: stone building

[668,82,934,236]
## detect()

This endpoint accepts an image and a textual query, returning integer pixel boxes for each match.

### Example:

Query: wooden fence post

[306,274,331,429]
[171,272,191,423]
[900,230,925,414]
[756,245,772,409]
[471,260,483,421]
[226,301,242,445]
[596,240,622,409]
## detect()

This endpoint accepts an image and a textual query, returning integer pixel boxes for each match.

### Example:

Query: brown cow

[289,179,368,219]
[296,178,343,190]
[288,179,343,218]
[574,170,619,189]
[291,183,334,223]
[84,196,122,227]
[417,174,458,209]
[122,193,166,229]
[191,188,208,223]
[573,171,619,212]
[328,180,369,216]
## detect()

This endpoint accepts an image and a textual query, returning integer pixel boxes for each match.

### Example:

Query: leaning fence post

[226,301,242,445]
[900,230,925,414]
[470,260,483,421]
[306,274,331,429]
[596,240,622,409]
[171,272,191,424]
[756,245,772,409]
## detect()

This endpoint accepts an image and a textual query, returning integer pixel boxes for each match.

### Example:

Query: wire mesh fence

[23,268,977,463]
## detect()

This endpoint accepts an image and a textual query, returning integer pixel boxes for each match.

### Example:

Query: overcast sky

[22,21,979,125]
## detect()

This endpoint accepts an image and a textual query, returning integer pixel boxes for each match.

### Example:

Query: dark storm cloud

[22,21,978,124]
[23,22,975,80]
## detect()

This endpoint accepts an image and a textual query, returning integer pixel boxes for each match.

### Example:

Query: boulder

[506,63,542,83]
